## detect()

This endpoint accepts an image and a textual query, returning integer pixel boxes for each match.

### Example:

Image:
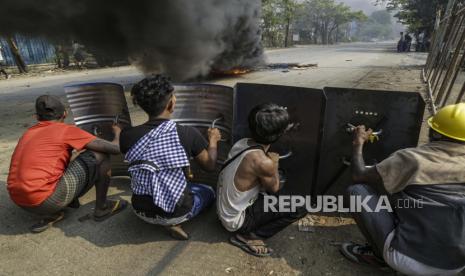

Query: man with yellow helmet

[340,103,465,275]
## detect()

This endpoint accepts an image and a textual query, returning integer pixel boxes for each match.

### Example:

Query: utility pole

[6,36,28,73]
[285,17,291,47]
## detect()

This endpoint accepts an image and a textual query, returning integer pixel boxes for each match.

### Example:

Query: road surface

[0,42,428,276]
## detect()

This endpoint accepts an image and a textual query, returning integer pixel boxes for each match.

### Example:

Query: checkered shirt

[125,120,190,213]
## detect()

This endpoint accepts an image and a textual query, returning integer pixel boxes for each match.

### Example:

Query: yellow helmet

[428,103,465,141]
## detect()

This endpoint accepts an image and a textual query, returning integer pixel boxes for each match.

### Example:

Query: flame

[211,67,251,76]
[228,68,250,75]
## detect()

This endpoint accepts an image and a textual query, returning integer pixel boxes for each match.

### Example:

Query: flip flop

[165,225,190,240]
[30,211,65,233]
[229,236,273,257]
[93,199,128,222]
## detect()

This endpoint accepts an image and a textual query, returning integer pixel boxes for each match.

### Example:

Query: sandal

[93,199,128,222]
[30,212,65,233]
[165,225,190,240]
[229,235,273,257]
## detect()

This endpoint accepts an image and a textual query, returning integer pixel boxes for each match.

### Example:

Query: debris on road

[298,214,355,232]
[264,63,318,71]
[295,63,318,68]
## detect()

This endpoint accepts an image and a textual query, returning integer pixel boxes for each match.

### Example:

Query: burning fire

[211,67,252,77]
[227,68,251,75]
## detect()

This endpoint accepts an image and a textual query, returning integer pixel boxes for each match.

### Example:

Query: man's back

[217,139,263,231]
[217,138,280,231]
[120,118,207,158]
[376,141,465,193]
[8,121,95,206]
[375,141,465,269]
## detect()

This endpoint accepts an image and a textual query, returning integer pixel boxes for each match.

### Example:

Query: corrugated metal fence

[0,35,56,66]
[423,0,465,113]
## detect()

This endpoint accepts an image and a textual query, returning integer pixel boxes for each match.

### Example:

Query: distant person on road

[397,32,405,52]
[72,40,85,68]
[7,95,127,233]
[217,103,307,257]
[416,31,426,52]
[120,75,220,240]
[0,45,11,79]
[340,103,465,275]
[404,33,412,52]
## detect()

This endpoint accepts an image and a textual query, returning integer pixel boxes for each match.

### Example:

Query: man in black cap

[8,95,128,233]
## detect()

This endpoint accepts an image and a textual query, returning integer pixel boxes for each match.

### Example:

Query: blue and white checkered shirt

[125,120,190,213]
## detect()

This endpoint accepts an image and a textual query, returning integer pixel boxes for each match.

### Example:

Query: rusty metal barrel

[172,84,234,186]
[64,82,132,176]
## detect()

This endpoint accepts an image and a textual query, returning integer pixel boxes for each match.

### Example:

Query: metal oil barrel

[64,82,132,176]
[172,84,234,186]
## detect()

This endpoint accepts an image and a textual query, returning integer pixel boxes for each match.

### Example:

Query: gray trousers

[347,184,464,275]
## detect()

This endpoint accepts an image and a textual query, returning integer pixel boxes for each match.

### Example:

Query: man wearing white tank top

[217,103,307,257]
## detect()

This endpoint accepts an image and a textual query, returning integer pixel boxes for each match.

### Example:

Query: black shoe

[340,242,388,268]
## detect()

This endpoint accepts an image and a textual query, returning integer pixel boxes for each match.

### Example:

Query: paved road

[0,42,426,99]
[0,42,428,276]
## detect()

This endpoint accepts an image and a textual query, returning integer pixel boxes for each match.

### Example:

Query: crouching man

[340,103,465,275]
[217,103,307,257]
[7,95,127,233]
[120,75,220,240]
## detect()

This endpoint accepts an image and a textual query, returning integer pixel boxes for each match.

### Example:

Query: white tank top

[217,138,262,232]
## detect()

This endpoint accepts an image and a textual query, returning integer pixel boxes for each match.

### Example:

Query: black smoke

[0,0,264,80]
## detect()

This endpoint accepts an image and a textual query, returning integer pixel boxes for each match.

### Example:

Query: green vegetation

[377,0,449,36]
[262,0,367,47]
[357,10,394,41]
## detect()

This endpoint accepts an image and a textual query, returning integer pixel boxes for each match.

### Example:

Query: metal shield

[233,83,325,196]
[172,84,234,186]
[64,82,132,176]
[314,87,426,196]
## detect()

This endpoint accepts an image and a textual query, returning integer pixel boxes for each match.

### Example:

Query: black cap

[35,95,66,121]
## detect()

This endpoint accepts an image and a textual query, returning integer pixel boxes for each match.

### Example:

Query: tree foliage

[357,10,394,41]
[262,0,301,47]
[262,0,367,47]
[294,0,367,44]
[377,0,448,35]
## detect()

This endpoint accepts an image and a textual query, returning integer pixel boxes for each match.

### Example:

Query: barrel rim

[64,82,124,89]
[173,83,233,90]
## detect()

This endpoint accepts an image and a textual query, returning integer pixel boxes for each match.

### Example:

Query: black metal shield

[233,83,325,196]
[313,87,426,196]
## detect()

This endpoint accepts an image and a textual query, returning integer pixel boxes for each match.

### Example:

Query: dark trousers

[347,184,397,258]
[237,193,307,239]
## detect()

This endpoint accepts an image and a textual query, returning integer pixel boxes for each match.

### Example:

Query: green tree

[356,10,394,41]
[377,0,448,36]
[262,0,301,47]
[294,0,367,44]
[371,10,393,25]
